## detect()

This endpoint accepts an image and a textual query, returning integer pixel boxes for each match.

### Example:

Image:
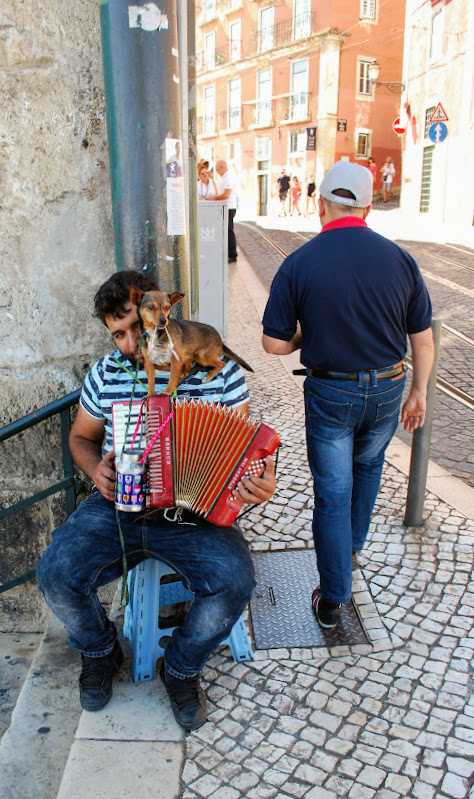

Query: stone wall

[0,1,115,629]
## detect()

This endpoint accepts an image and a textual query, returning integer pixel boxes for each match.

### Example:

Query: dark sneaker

[160,662,207,731]
[79,640,124,712]
[311,590,342,629]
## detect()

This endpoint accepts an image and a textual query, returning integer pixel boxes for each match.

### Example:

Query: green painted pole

[99,0,190,309]
[404,319,442,527]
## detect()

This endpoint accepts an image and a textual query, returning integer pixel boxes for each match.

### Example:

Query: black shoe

[228,257,237,263]
[79,640,124,711]
[160,662,207,730]
[311,589,341,629]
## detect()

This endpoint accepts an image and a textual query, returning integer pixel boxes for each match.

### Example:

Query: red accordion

[112,396,280,527]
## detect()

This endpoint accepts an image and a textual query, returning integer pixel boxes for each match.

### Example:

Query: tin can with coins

[115,450,146,512]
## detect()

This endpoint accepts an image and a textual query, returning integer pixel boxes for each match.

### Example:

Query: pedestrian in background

[290,176,302,216]
[212,159,238,263]
[367,156,377,183]
[197,163,217,200]
[306,174,317,215]
[380,157,395,202]
[274,169,291,216]
[262,161,433,630]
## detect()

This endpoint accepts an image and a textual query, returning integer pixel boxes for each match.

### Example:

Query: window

[291,60,308,120]
[360,0,376,20]
[294,0,310,39]
[203,85,215,135]
[290,131,306,153]
[228,77,241,130]
[259,6,274,51]
[424,106,436,138]
[202,0,216,23]
[229,20,241,62]
[204,32,215,70]
[257,137,271,159]
[355,131,371,157]
[430,6,443,60]
[256,69,272,126]
[358,61,372,95]
[420,145,435,212]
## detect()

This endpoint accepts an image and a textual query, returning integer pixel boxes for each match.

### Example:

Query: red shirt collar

[320,217,368,233]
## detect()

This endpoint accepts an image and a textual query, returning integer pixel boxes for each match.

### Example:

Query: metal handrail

[0,389,81,593]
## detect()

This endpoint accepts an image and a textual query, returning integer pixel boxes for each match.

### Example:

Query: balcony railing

[279,92,312,123]
[220,107,242,132]
[196,12,316,71]
[246,100,275,128]
[196,115,217,136]
[248,12,315,55]
[197,43,235,72]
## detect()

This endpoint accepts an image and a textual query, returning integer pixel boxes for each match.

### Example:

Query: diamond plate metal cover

[250,550,369,649]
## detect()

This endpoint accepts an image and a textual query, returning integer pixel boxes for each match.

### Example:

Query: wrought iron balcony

[246,100,275,128]
[196,115,217,136]
[219,107,243,132]
[197,43,236,72]
[248,12,315,55]
[279,92,312,123]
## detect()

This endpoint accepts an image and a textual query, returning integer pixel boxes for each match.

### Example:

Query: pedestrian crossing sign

[430,103,448,123]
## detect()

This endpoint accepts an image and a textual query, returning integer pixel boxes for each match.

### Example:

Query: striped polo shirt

[80,350,250,453]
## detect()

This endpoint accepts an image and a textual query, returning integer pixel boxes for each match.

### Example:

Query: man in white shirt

[214,159,238,263]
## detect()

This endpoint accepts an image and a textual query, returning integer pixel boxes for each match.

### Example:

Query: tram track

[238,221,474,412]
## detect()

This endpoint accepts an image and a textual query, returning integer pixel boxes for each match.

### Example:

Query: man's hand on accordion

[228,455,276,511]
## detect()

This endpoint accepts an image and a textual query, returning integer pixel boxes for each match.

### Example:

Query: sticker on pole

[429,103,448,123]
[129,4,169,31]
[392,117,406,136]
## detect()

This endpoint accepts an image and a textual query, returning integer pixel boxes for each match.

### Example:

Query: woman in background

[197,163,217,200]
[306,174,317,215]
[291,176,302,216]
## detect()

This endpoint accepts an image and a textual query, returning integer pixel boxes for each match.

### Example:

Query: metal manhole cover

[250,550,369,649]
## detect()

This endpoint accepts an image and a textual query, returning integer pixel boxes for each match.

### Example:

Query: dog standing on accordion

[129,287,254,396]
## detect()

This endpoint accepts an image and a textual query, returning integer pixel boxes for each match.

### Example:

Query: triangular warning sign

[430,103,448,123]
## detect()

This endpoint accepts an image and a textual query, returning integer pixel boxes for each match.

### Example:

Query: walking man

[262,161,434,628]
[274,168,291,216]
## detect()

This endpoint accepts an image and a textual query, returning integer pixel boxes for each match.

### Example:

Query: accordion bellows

[112,396,280,527]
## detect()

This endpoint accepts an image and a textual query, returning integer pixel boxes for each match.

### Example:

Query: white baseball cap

[319,161,373,208]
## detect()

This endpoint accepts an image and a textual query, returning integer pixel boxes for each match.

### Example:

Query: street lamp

[368,61,405,94]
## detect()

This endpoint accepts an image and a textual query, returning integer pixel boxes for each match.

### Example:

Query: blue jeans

[304,372,406,604]
[37,493,255,678]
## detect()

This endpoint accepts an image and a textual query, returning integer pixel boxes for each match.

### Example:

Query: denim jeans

[304,372,406,604]
[37,493,256,678]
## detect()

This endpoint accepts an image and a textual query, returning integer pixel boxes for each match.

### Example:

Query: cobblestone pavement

[178,255,474,799]
[236,223,474,489]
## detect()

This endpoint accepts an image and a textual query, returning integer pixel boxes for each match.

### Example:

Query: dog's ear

[129,286,144,306]
[169,292,185,307]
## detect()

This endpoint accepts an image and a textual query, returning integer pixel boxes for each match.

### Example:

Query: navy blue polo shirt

[262,217,432,371]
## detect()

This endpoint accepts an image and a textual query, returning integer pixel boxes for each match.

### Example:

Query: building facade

[400,0,474,231]
[196,0,406,217]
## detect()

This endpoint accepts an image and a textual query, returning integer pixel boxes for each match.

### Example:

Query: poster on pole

[165,138,185,236]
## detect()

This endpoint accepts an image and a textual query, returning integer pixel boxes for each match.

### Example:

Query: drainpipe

[100,0,190,314]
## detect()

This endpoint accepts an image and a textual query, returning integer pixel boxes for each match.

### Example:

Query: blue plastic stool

[123,558,253,682]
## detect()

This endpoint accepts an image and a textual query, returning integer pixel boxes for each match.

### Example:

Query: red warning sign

[430,103,448,123]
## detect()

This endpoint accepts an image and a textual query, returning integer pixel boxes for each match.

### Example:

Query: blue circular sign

[428,122,448,143]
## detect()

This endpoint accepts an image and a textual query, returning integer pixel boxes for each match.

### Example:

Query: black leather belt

[306,361,406,381]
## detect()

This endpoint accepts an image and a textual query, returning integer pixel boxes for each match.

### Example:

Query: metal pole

[177,0,199,319]
[100,0,190,311]
[404,318,442,527]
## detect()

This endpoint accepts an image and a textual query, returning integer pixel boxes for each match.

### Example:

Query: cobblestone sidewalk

[178,256,474,799]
